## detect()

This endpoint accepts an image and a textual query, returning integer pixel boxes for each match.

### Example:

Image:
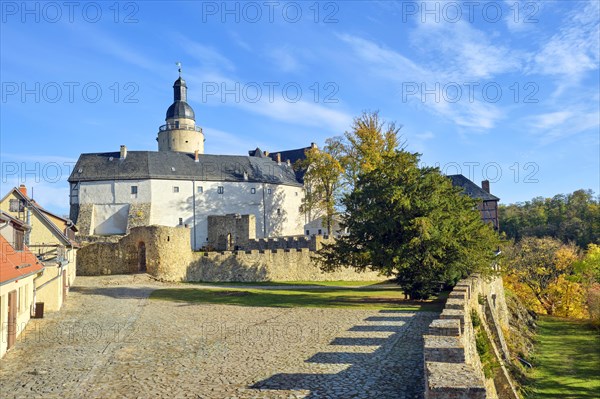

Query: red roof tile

[0,236,44,285]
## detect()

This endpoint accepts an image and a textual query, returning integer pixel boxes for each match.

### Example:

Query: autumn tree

[329,111,403,193]
[317,149,501,299]
[298,144,343,235]
[503,237,581,316]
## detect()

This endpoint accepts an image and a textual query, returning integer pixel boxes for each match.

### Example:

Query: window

[197,186,203,193]
[131,185,138,199]
[14,230,24,251]
[9,199,23,212]
[217,186,224,194]
[267,188,272,195]
[178,218,183,225]
[173,186,179,193]
[277,208,281,216]
[318,229,322,235]
[250,188,256,194]
[306,230,310,235]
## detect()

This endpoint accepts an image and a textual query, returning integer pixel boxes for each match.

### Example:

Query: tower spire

[176,61,182,77]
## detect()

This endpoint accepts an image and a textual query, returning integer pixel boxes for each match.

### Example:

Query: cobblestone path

[0,275,437,399]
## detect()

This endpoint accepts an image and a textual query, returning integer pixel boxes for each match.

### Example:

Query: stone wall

[127,203,152,232]
[76,226,384,282]
[75,203,94,235]
[423,274,515,399]
[207,214,256,250]
[184,249,383,282]
[76,226,191,278]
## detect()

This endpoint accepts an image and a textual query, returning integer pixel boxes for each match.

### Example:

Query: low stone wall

[184,249,383,282]
[76,226,384,282]
[424,275,512,399]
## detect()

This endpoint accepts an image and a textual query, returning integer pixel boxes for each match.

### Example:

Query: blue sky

[1,0,599,216]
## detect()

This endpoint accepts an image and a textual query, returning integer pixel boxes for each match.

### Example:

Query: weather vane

[176,61,182,77]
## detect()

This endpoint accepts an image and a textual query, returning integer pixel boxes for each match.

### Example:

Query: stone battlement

[424,275,509,399]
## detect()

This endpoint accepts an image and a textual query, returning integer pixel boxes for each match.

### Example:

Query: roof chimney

[481,180,490,193]
[276,153,281,164]
[18,184,27,197]
[120,145,127,160]
[286,159,291,167]
[310,142,317,149]
[194,149,199,163]
[264,151,269,156]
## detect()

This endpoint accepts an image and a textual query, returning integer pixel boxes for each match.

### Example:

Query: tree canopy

[317,149,501,299]
[500,190,599,248]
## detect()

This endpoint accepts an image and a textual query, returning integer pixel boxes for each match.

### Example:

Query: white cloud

[268,47,302,73]
[67,24,162,73]
[203,126,265,156]
[414,131,434,140]
[409,19,523,80]
[184,69,352,133]
[525,108,600,145]
[173,35,236,72]
[531,0,599,79]
[337,33,505,130]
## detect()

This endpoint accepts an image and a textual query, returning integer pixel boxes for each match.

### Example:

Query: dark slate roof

[447,174,499,201]
[68,151,302,187]
[249,146,312,183]
[166,101,195,120]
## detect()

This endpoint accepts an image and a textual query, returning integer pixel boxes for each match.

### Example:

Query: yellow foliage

[554,246,579,272]
[546,276,588,318]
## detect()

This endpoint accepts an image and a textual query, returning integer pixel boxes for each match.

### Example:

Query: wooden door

[7,290,17,350]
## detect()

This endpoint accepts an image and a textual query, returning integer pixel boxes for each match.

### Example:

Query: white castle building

[68,72,310,250]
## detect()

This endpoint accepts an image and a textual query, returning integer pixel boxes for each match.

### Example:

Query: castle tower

[157,68,205,153]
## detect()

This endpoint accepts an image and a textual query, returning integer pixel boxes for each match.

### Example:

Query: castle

[68,72,309,250]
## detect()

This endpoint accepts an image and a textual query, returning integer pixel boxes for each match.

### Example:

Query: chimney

[310,142,317,149]
[18,184,27,197]
[286,159,291,167]
[481,180,490,193]
[194,149,199,163]
[276,153,281,164]
[120,145,127,160]
[264,151,269,156]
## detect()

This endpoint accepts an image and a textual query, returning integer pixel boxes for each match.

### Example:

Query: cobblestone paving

[0,275,437,399]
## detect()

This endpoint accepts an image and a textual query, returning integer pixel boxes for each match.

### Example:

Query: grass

[150,286,447,311]
[528,316,600,398]
[184,280,394,288]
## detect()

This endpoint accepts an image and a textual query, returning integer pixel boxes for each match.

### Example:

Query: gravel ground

[0,275,437,399]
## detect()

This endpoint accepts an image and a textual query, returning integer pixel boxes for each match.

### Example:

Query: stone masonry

[77,226,385,282]
[423,275,514,399]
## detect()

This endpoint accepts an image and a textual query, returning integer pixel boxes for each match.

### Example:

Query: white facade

[304,216,347,237]
[73,179,305,249]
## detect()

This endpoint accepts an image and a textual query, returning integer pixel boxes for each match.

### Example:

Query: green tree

[317,150,500,299]
[499,190,599,248]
